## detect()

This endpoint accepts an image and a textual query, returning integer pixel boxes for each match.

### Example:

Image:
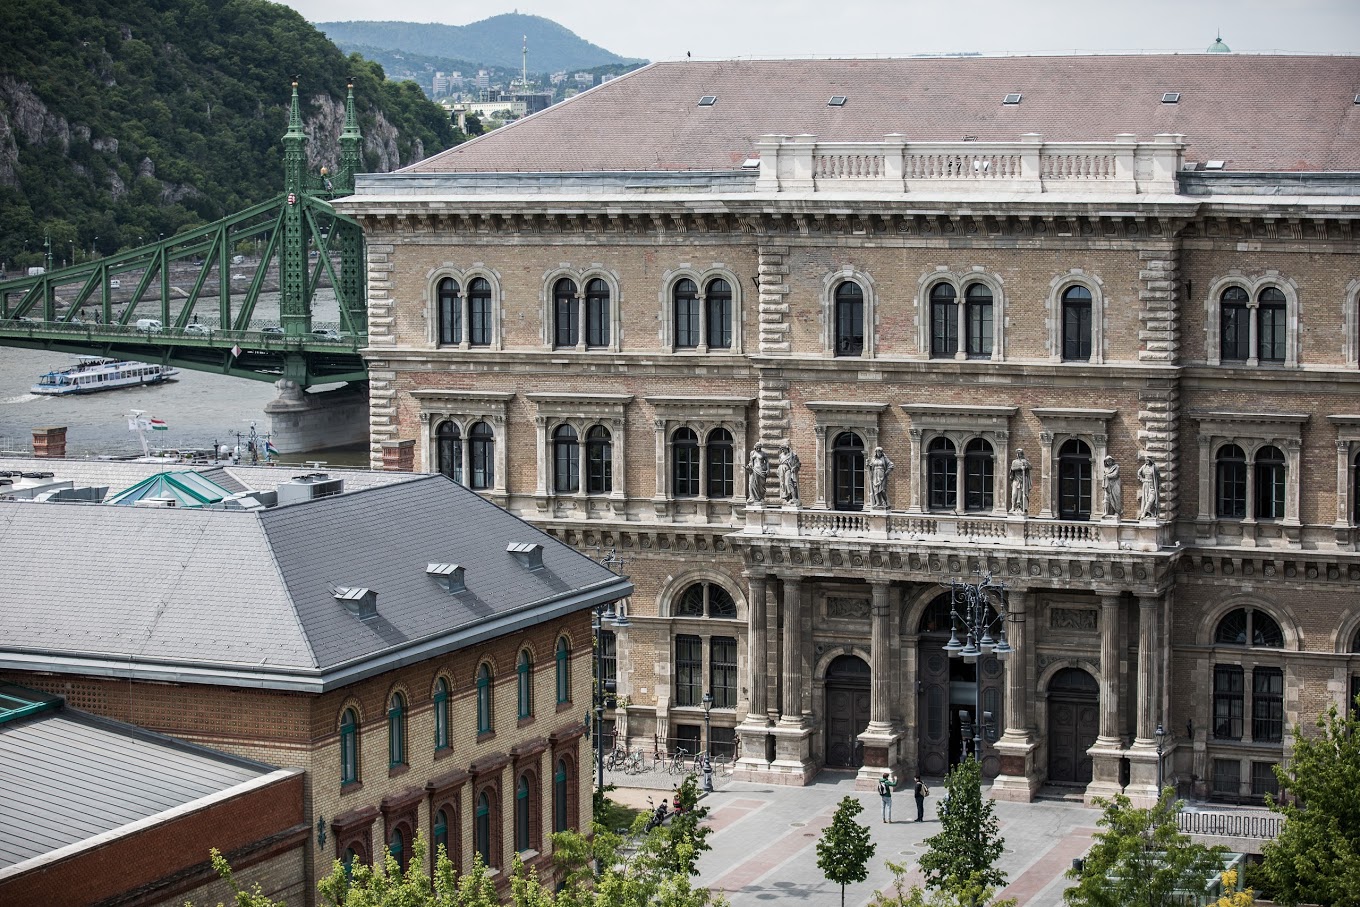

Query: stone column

[746,573,768,719]
[1123,592,1166,804]
[780,576,803,724]
[1085,592,1126,803]
[869,581,892,729]
[1038,431,1055,517]
[992,588,1039,801]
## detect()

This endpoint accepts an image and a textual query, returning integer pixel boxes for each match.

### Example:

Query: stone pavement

[607,769,1099,907]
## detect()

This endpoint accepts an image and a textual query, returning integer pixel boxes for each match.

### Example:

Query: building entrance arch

[1046,667,1099,785]
[915,593,1004,779]
[824,654,870,768]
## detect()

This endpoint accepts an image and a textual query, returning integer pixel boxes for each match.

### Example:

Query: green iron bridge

[0,83,368,389]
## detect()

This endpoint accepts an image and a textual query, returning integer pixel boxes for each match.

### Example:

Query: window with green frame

[515,774,532,852]
[476,791,493,866]
[387,692,406,767]
[339,708,358,784]
[433,808,450,856]
[553,758,569,832]
[476,663,494,734]
[555,636,571,704]
[433,677,451,750]
[517,649,534,719]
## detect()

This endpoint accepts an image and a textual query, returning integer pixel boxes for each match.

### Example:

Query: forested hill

[317,13,644,73]
[0,0,458,271]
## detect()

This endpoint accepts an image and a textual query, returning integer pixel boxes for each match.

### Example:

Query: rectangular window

[967,301,993,357]
[440,293,460,345]
[931,300,958,357]
[599,630,617,691]
[587,441,611,494]
[1252,667,1284,742]
[554,441,579,493]
[1217,460,1247,518]
[711,636,737,708]
[964,451,994,511]
[1256,462,1286,520]
[1251,761,1280,798]
[675,635,702,707]
[1258,304,1286,362]
[674,445,700,497]
[710,726,736,759]
[1062,301,1092,361]
[586,296,610,347]
[676,297,700,348]
[836,300,864,356]
[706,445,733,498]
[555,296,578,348]
[928,457,957,510]
[1212,758,1242,797]
[1221,304,1250,360]
[1213,664,1245,740]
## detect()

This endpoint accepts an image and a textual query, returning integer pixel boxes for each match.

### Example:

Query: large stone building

[339,53,1360,805]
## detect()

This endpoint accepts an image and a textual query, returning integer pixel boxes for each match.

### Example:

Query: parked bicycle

[606,745,628,771]
[666,747,690,775]
[624,748,647,775]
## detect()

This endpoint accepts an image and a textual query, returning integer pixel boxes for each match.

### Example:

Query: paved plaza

[607,768,1099,907]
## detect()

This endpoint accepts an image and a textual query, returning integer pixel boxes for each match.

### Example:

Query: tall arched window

[834,281,864,357]
[389,827,405,871]
[387,692,406,767]
[1255,445,1286,519]
[964,438,995,511]
[436,421,462,484]
[433,677,450,751]
[927,437,957,510]
[1220,287,1250,361]
[585,278,610,348]
[706,428,734,498]
[674,581,737,619]
[706,278,733,349]
[1215,444,1248,518]
[468,277,492,346]
[553,278,578,348]
[555,636,571,704]
[1213,608,1284,743]
[1062,286,1093,361]
[517,649,534,719]
[476,663,494,734]
[515,774,533,852]
[965,283,993,358]
[469,422,494,490]
[674,278,700,348]
[553,758,570,833]
[672,428,700,497]
[586,426,612,494]
[930,283,957,358]
[339,708,358,784]
[434,808,450,857]
[437,278,461,345]
[552,425,579,493]
[1057,439,1092,519]
[833,432,865,511]
[1257,287,1286,363]
[475,791,493,867]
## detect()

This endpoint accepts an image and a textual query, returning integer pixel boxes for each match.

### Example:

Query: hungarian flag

[149,417,168,431]
[265,439,279,456]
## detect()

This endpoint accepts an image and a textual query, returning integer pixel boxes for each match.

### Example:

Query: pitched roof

[407,55,1360,174]
[104,470,235,507]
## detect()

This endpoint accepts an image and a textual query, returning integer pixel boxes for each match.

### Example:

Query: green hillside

[0,0,458,271]
[316,13,645,73]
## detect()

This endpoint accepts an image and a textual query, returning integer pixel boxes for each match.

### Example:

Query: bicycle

[606,746,628,771]
[667,747,689,775]
[624,748,647,775]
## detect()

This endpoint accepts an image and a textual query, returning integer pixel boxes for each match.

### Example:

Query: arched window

[1057,439,1092,519]
[917,593,955,634]
[517,649,534,720]
[1220,286,1250,361]
[515,774,533,852]
[553,278,578,348]
[706,278,733,349]
[343,845,363,878]
[1216,444,1248,518]
[1214,608,1284,648]
[433,677,450,751]
[469,422,494,490]
[468,277,492,346]
[964,438,995,511]
[339,708,358,784]
[674,581,737,619]
[1061,286,1093,361]
[1351,626,1360,652]
[552,425,579,493]
[555,636,571,704]
[833,432,865,511]
[553,758,570,833]
[834,281,864,357]
[476,663,494,734]
[706,428,734,498]
[437,278,461,345]
[672,428,700,497]
[586,426,612,494]
[927,437,957,510]
[436,421,462,484]
[929,283,957,358]
[674,278,699,348]
[387,692,406,767]
[1255,445,1286,519]
[1257,287,1286,363]
[475,791,493,867]
[965,283,993,358]
[1213,607,1285,744]
[389,827,405,872]
[434,808,450,857]
[585,278,610,348]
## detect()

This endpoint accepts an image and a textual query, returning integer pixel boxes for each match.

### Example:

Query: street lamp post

[943,573,1013,766]
[1155,723,1166,793]
[593,599,628,793]
[701,691,714,758]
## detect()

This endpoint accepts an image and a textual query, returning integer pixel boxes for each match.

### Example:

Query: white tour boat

[31,357,179,395]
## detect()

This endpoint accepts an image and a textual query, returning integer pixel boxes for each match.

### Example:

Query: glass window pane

[706,279,732,349]
[438,279,461,345]
[674,279,699,348]
[1213,664,1245,740]
[966,284,993,357]
[835,282,864,356]
[554,279,578,348]
[711,636,737,707]
[586,278,610,347]
[1252,667,1283,742]
[675,635,702,707]
[1062,288,1092,361]
[469,278,492,346]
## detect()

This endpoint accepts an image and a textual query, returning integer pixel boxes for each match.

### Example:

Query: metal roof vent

[1204,160,1226,170]
[828,95,847,107]
[427,563,466,593]
[1162,92,1181,104]
[334,587,378,619]
[1002,93,1022,105]
[507,542,544,571]
[697,95,717,107]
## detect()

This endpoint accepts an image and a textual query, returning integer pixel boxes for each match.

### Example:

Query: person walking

[878,772,895,823]
[913,774,929,822]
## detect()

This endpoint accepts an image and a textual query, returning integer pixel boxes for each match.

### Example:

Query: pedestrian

[877,771,895,823]
[913,773,929,822]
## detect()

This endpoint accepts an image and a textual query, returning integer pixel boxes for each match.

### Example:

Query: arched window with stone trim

[965,283,994,358]
[927,437,957,510]
[1216,444,1248,518]
[706,428,734,498]
[834,281,865,357]
[672,428,700,497]
[1212,607,1284,744]
[433,677,450,751]
[476,662,494,734]
[387,691,406,768]
[930,283,958,358]
[1057,439,1092,519]
[674,278,700,348]
[1220,286,1250,361]
[585,425,612,494]
[585,278,611,348]
[553,278,578,348]
[964,438,995,511]
[673,581,737,619]
[436,421,461,484]
[1255,446,1286,519]
[707,278,733,349]
[552,424,579,494]
[1257,287,1287,362]
[553,757,571,833]
[437,277,461,345]
[468,277,493,346]
[1061,286,1093,361]
[515,771,537,852]
[339,707,358,785]
[517,649,534,720]
[833,431,866,511]
[475,790,495,867]
[469,422,494,490]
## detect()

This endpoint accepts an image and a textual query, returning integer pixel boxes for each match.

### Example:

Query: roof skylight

[1002,93,1022,105]
[1162,92,1181,103]
[698,95,717,107]
[828,95,847,107]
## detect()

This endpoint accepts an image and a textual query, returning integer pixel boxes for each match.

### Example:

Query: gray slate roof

[0,471,630,690]
[0,703,274,868]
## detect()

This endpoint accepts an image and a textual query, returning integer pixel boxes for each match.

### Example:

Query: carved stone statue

[778,444,801,507]
[745,447,769,505]
[1009,449,1032,515]
[1137,453,1161,521]
[868,446,894,509]
[1101,456,1123,518]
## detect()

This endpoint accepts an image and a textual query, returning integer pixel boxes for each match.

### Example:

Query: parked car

[310,328,343,341]
[135,319,163,333]
[260,326,285,335]
[184,323,212,335]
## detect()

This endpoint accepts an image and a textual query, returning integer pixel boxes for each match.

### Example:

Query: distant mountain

[316,13,645,73]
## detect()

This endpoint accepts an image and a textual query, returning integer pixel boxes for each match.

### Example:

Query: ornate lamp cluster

[942,572,1013,763]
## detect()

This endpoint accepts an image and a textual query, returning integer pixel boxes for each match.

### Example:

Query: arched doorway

[916,593,1005,779]
[1047,667,1099,785]
[824,654,870,767]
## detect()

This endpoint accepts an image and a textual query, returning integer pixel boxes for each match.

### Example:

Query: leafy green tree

[869,860,1016,907]
[919,758,1006,897]
[652,773,714,876]
[1259,696,1360,906]
[1063,789,1224,907]
[817,795,876,907]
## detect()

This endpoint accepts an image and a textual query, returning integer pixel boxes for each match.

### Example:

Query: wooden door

[826,686,870,767]
[1047,668,1099,784]
[917,649,951,776]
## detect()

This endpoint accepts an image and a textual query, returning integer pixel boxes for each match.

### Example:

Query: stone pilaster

[779,576,804,724]
[368,367,398,468]
[1086,593,1125,802]
[858,581,905,785]
[757,243,791,355]
[992,589,1040,800]
[1136,243,1182,524]
[736,572,772,779]
[1124,593,1165,805]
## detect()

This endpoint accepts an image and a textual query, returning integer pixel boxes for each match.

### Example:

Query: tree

[869,860,1016,907]
[919,758,1006,897]
[1258,697,1360,906]
[1063,789,1224,907]
[653,773,714,876]
[817,795,876,907]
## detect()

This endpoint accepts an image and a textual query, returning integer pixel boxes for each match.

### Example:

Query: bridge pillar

[264,379,368,454]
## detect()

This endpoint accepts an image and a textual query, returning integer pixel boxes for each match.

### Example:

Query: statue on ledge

[745,447,769,505]
[778,444,801,507]
[1101,456,1123,518]
[1009,449,1032,515]
[869,446,894,509]
[1137,453,1161,521]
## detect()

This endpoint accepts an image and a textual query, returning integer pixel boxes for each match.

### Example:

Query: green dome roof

[1207,32,1231,53]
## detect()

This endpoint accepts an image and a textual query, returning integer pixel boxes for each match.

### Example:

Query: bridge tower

[279,81,311,340]
[335,82,366,335]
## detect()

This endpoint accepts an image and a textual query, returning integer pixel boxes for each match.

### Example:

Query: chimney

[507,542,544,570]
[381,439,416,472]
[333,587,378,619]
[426,563,466,593]
[32,426,67,459]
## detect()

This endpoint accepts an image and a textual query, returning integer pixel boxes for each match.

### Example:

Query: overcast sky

[275,0,1360,60]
